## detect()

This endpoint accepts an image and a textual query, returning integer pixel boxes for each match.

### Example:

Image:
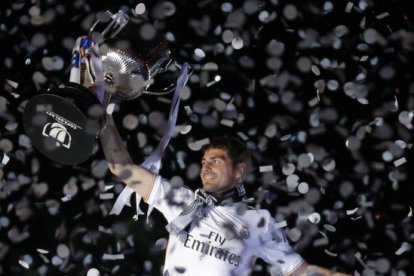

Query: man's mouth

[203,173,216,180]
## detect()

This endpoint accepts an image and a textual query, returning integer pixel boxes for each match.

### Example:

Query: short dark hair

[201,136,251,166]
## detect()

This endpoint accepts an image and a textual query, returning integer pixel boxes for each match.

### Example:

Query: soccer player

[100,113,350,276]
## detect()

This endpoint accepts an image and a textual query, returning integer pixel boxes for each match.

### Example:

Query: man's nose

[202,161,212,170]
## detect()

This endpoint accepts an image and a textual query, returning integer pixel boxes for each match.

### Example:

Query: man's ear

[236,163,247,178]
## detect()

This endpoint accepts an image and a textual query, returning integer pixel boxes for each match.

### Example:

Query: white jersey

[147,176,304,276]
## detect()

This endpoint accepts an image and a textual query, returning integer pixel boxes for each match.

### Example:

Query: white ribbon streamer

[109,63,190,218]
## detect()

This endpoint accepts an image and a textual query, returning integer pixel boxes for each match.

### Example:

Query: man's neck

[205,187,242,206]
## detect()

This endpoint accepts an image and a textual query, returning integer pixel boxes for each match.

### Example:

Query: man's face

[200,148,240,193]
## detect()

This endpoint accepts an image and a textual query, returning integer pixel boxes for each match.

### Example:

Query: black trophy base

[22,82,102,165]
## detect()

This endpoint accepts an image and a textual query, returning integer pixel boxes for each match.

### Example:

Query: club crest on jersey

[240,224,250,239]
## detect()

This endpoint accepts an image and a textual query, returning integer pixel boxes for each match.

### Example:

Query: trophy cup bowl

[99,42,150,99]
[96,17,173,100]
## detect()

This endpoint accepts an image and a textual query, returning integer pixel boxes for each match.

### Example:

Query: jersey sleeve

[256,216,304,275]
[146,175,195,223]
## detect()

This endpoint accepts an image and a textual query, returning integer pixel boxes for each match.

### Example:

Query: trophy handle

[89,11,129,42]
[142,84,176,96]
[142,62,193,96]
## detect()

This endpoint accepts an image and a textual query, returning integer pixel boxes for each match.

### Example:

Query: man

[100,112,350,276]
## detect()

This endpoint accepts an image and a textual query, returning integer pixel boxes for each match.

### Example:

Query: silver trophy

[90,10,175,99]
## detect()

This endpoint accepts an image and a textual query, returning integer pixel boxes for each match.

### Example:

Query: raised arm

[100,112,156,202]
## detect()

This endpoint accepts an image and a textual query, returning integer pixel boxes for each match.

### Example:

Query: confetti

[104,185,114,191]
[81,179,96,191]
[345,2,354,13]
[376,12,390,20]
[0,1,411,275]
[264,124,277,138]
[308,212,321,224]
[393,157,406,167]
[395,242,411,255]
[355,252,369,269]
[61,195,73,202]
[346,208,359,215]
[286,174,299,190]
[297,182,309,194]
[188,138,210,151]
[18,259,30,269]
[36,249,49,254]
[57,244,70,258]
[274,220,287,229]
[282,163,295,176]
[220,119,234,127]
[206,75,221,87]
[313,238,329,247]
[98,225,113,234]
[323,224,336,232]
[324,249,338,257]
[308,97,319,107]
[176,125,192,135]
[1,154,10,165]
[259,165,273,172]
[99,193,114,200]
[87,268,101,276]
[236,132,249,141]
[106,103,116,115]
[286,228,302,242]
[102,253,125,260]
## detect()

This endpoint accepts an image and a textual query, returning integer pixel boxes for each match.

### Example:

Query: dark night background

[0,0,413,275]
